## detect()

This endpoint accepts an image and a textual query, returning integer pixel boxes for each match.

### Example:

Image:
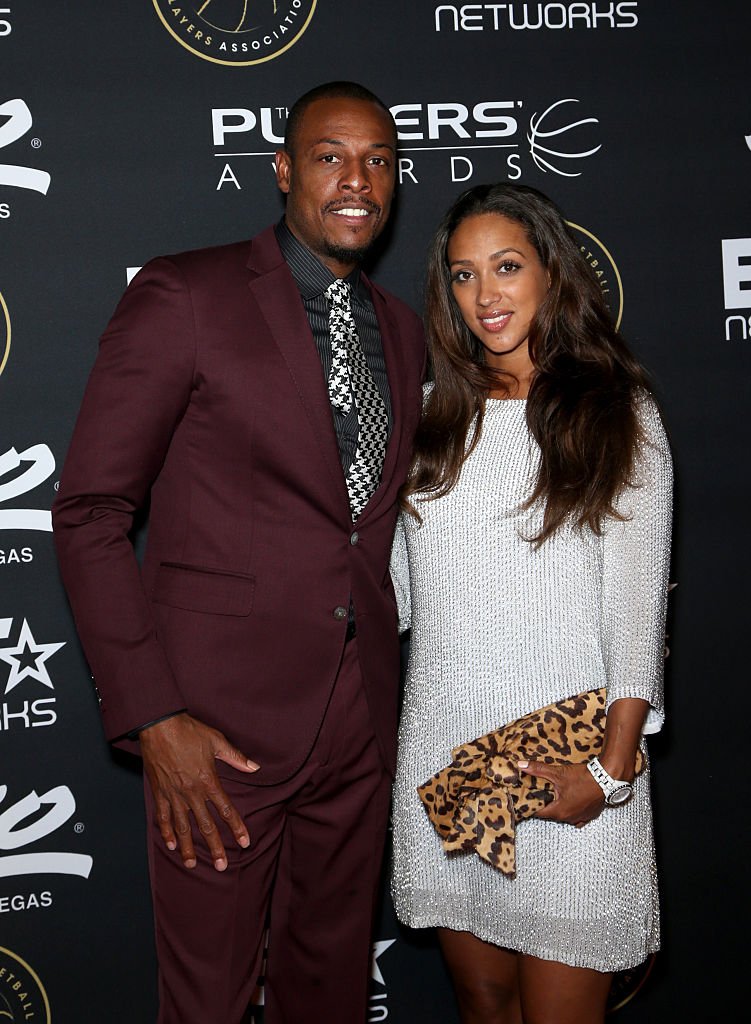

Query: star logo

[0,618,65,694]
[371,938,396,986]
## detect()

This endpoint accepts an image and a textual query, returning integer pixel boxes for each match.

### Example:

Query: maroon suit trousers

[144,638,392,1024]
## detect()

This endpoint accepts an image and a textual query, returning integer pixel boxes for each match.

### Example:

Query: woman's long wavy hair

[403,183,652,544]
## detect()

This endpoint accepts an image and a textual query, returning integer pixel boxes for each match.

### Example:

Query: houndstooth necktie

[325,279,389,521]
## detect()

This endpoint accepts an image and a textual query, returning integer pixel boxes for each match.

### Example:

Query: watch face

[607,785,633,806]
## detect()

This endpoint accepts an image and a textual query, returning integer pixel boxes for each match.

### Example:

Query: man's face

[275,97,397,277]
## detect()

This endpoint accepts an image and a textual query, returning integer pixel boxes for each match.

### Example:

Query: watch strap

[587,756,633,806]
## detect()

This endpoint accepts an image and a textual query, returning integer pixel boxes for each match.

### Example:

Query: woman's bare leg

[437,928,522,1024]
[437,929,612,1024]
[517,953,612,1024]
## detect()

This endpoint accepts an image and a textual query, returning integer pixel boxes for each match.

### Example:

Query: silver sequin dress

[390,395,672,972]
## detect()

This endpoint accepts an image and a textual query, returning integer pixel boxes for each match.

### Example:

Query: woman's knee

[452,973,520,1022]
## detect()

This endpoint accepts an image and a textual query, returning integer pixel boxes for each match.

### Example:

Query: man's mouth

[325,200,380,220]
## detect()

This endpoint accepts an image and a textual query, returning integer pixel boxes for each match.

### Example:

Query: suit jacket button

[333,606,348,621]
[350,531,359,546]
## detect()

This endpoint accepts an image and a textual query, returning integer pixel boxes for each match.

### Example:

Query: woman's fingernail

[517,761,529,769]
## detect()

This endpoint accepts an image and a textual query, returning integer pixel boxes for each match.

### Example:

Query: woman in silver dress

[390,183,672,1024]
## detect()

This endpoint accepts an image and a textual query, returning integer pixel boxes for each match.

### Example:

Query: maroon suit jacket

[53,227,425,784]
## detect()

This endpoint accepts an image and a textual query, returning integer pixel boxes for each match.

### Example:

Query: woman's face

[447,213,549,379]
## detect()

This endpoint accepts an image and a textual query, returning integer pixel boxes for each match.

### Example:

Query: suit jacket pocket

[152,562,255,616]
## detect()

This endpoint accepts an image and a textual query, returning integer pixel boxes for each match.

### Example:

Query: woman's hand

[517,760,605,829]
[517,697,650,828]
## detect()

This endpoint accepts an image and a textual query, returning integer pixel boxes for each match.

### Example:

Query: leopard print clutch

[416,688,645,878]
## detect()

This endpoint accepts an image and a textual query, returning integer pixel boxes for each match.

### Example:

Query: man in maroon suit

[53,82,425,1024]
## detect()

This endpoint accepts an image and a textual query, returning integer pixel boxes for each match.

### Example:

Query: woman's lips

[478,311,512,333]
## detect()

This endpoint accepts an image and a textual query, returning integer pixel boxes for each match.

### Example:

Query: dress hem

[392,908,659,974]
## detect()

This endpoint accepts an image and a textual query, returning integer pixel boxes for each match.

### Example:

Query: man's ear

[275,150,291,194]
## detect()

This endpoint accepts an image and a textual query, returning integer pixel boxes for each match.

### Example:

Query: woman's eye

[451,271,472,284]
[499,261,521,273]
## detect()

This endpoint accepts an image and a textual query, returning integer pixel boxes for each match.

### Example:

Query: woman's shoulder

[632,390,672,482]
[634,390,669,449]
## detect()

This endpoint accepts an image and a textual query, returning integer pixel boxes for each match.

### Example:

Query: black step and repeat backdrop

[1,2,748,1021]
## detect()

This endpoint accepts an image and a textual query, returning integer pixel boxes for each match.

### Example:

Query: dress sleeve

[601,395,673,734]
[390,512,412,634]
[388,380,434,634]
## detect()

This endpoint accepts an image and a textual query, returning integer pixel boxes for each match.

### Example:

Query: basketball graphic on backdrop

[528,98,601,178]
[152,1,317,66]
[197,1,258,31]
[0,290,10,378]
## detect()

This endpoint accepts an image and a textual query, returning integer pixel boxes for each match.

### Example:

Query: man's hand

[517,760,605,829]
[139,712,259,871]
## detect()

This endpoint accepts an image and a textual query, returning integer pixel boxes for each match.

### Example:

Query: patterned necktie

[325,279,389,521]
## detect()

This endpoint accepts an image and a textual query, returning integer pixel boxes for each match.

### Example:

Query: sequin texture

[390,394,672,971]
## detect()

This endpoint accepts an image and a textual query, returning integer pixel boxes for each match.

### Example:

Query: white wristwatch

[587,756,634,807]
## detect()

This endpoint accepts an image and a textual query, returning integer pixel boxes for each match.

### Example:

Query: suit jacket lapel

[246,230,350,512]
[246,228,413,527]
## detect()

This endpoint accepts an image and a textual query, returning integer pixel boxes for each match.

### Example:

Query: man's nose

[339,160,372,192]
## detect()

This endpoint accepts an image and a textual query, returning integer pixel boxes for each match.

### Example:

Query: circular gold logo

[607,954,655,1014]
[0,947,51,1024]
[152,1,317,67]
[567,222,624,329]
[0,290,10,378]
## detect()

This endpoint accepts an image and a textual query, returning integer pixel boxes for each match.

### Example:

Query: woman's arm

[599,395,673,732]
[520,395,674,825]
[390,512,412,634]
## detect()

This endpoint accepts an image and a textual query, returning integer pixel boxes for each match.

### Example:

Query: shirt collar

[275,218,365,304]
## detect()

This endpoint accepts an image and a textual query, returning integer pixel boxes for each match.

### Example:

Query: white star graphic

[0,619,65,694]
[371,938,396,985]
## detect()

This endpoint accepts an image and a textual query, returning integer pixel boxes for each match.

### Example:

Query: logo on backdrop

[0,444,56,538]
[722,237,751,341]
[0,98,51,222]
[0,947,51,1024]
[434,2,639,31]
[528,99,600,177]
[0,7,11,39]
[245,936,395,1021]
[152,1,317,67]
[211,95,601,190]
[567,222,623,328]
[0,782,93,881]
[368,939,395,1022]
[0,289,8,375]
[0,616,63,731]
[608,954,655,1013]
